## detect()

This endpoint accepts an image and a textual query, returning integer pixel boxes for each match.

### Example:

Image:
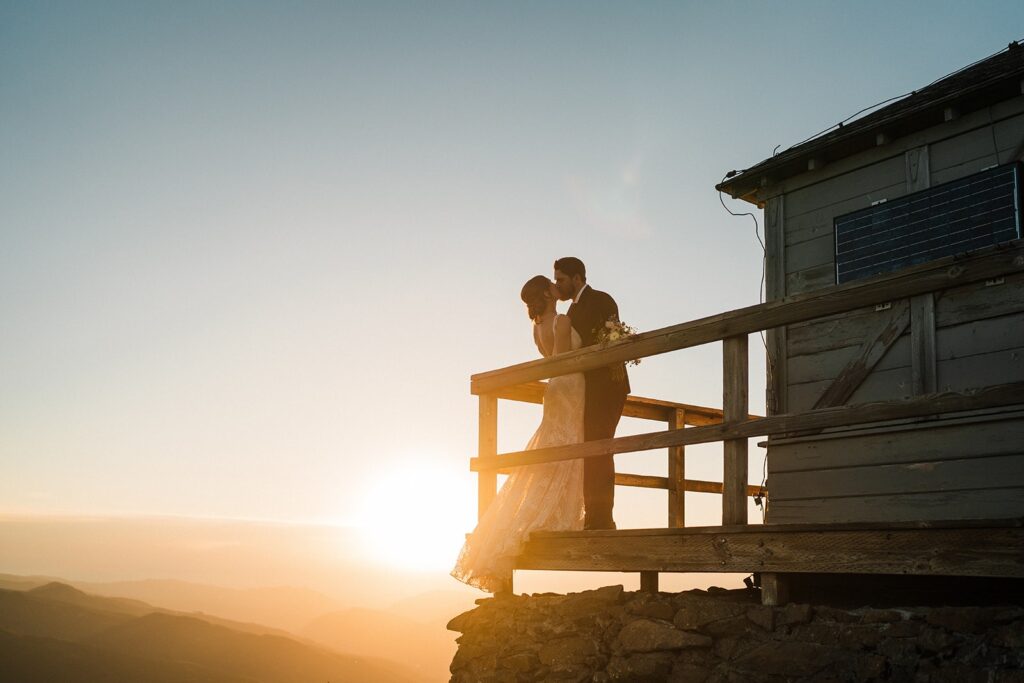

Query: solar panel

[834,163,1022,284]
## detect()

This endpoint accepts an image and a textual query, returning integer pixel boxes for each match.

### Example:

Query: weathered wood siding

[766,100,1024,525]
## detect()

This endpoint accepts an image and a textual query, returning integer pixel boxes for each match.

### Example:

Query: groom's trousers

[583,387,627,527]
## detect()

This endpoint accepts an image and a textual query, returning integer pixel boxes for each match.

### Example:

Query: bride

[451,275,586,593]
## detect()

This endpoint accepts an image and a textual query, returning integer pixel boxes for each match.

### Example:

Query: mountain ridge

[0,581,430,683]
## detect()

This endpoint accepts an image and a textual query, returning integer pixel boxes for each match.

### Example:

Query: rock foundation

[447,586,1024,682]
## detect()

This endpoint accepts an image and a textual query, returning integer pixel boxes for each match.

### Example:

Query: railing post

[477,394,498,521]
[723,335,749,525]
[667,408,686,528]
[477,393,513,594]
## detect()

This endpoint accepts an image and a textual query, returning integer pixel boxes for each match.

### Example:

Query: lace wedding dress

[451,316,586,592]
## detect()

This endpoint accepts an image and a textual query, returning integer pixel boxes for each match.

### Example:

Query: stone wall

[447,586,1024,682]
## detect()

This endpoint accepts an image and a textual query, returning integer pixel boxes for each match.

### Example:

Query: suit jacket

[567,286,631,397]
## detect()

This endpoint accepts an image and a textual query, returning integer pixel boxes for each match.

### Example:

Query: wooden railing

[469,242,1024,532]
[485,380,763,528]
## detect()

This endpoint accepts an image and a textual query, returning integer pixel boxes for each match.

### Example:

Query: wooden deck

[467,244,1024,601]
[517,519,1024,603]
[517,519,1024,579]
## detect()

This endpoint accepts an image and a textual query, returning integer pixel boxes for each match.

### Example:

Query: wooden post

[764,195,787,417]
[761,573,790,606]
[477,394,498,521]
[495,573,514,596]
[640,571,659,593]
[477,393,512,594]
[723,335,749,526]
[668,408,686,528]
[911,293,937,395]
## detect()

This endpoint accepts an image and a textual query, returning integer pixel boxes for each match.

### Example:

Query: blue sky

[2,2,1022,541]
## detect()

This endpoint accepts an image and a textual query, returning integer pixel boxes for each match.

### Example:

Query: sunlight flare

[354,459,475,572]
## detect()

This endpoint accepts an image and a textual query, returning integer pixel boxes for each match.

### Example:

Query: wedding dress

[451,316,586,592]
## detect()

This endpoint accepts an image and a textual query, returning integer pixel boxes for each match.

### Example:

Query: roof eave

[718,51,1024,205]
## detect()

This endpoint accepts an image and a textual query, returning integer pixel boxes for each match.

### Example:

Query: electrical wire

[718,178,771,523]
[775,40,1022,158]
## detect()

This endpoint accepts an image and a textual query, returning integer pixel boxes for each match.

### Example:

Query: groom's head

[553,257,586,301]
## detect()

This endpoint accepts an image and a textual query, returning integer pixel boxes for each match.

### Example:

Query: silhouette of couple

[452,257,629,593]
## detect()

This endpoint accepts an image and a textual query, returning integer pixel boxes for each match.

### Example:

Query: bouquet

[595,317,641,381]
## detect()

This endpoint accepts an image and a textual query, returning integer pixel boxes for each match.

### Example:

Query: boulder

[635,601,677,621]
[777,602,813,626]
[447,607,482,633]
[617,619,711,653]
[990,622,1024,649]
[859,608,903,624]
[668,662,714,683]
[925,606,997,634]
[731,641,830,678]
[673,599,747,631]
[538,635,600,668]
[607,653,674,682]
[746,605,774,631]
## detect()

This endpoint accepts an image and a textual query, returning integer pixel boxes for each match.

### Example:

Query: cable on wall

[718,177,770,522]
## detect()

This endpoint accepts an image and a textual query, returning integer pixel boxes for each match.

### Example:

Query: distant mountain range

[0,572,477,681]
[0,571,475,633]
[0,581,431,683]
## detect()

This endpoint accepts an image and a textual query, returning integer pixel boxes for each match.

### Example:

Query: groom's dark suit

[567,285,630,529]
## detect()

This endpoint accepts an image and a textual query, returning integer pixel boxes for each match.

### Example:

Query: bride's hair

[520,275,552,322]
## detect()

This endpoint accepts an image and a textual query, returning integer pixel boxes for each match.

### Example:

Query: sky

[3,1,1024,581]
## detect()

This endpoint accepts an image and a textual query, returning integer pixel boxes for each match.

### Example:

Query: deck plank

[516,519,1024,578]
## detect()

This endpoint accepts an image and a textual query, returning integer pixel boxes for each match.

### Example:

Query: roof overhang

[718,42,1024,206]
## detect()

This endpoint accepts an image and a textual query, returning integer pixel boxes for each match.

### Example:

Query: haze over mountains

[0,572,468,681]
[0,514,480,681]
[0,514,738,680]
[0,581,430,682]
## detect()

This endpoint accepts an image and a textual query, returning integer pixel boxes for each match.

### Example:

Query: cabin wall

[764,96,1024,525]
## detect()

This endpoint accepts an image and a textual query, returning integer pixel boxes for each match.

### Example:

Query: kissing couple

[451,257,630,593]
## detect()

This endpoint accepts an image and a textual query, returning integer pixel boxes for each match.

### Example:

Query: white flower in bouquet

[595,317,641,367]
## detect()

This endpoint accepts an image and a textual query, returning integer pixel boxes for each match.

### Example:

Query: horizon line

[0,509,357,528]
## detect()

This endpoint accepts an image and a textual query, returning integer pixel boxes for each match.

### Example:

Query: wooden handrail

[471,242,1024,394]
[471,382,1024,471]
[492,380,758,425]
[490,468,762,497]
[613,473,763,497]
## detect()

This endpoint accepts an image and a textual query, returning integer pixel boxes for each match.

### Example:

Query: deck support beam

[640,571,659,593]
[517,520,1024,578]
[760,573,790,606]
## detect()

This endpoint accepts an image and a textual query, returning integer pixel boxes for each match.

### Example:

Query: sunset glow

[353,460,475,571]
[4,4,1023,681]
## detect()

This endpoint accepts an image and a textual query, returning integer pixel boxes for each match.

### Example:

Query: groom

[554,257,630,531]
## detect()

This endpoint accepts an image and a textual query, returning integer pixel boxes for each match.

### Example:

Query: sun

[353,459,477,572]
